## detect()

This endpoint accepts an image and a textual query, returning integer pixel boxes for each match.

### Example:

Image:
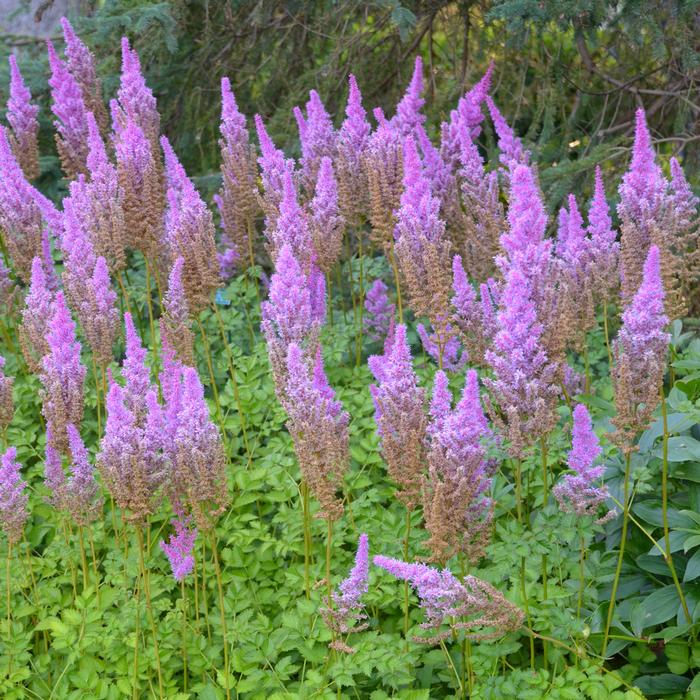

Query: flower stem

[660,387,691,622]
[209,531,231,700]
[78,525,89,591]
[6,545,12,675]
[196,318,228,455]
[181,579,188,692]
[403,507,411,638]
[603,301,613,368]
[602,451,632,657]
[302,482,311,600]
[137,528,163,699]
[388,244,403,323]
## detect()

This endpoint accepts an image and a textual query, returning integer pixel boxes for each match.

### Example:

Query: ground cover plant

[1,15,700,700]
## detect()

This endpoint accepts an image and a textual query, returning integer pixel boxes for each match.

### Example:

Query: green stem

[603,301,613,368]
[583,339,591,394]
[196,319,228,454]
[602,451,632,657]
[181,579,188,692]
[209,531,232,700]
[137,528,163,699]
[403,508,411,638]
[388,244,403,324]
[515,458,523,523]
[660,387,691,622]
[144,259,159,375]
[355,231,365,368]
[439,640,463,695]
[302,482,311,601]
[520,557,535,669]
[6,545,12,675]
[78,526,89,591]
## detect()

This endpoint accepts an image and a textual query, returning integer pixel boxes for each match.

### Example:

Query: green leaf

[634,673,690,695]
[685,549,700,582]
[636,586,681,628]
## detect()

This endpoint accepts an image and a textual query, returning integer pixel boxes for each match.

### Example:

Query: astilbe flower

[75,111,127,273]
[0,356,14,432]
[454,123,503,281]
[393,56,426,138]
[612,245,669,449]
[76,256,120,367]
[363,279,395,343]
[255,114,295,231]
[294,89,337,192]
[6,55,40,179]
[60,18,108,135]
[563,365,585,398]
[63,424,102,525]
[261,243,324,391]
[0,258,15,310]
[368,324,427,509]
[283,342,349,521]
[321,533,370,652]
[266,170,313,266]
[422,370,493,564]
[440,63,493,167]
[98,316,165,522]
[484,266,559,458]
[364,113,403,254]
[161,257,195,366]
[485,96,529,171]
[162,136,220,313]
[668,158,700,315]
[553,404,613,523]
[44,427,67,509]
[0,447,28,546]
[47,40,89,178]
[215,235,239,282]
[617,108,668,305]
[586,166,619,304]
[217,77,259,269]
[167,366,228,530]
[160,516,198,581]
[336,74,371,223]
[60,194,97,312]
[112,113,163,257]
[41,228,60,293]
[116,37,160,149]
[0,127,56,282]
[451,255,496,366]
[373,556,523,644]
[309,157,344,273]
[40,292,86,453]
[394,137,453,348]
[417,321,466,372]
[19,256,54,372]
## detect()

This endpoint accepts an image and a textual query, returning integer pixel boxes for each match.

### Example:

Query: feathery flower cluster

[217,78,259,269]
[309,157,344,273]
[6,56,40,180]
[553,404,613,523]
[587,167,619,303]
[393,56,426,138]
[165,363,228,530]
[116,38,160,148]
[98,315,165,522]
[368,324,427,509]
[417,323,466,372]
[612,245,669,448]
[266,171,313,266]
[365,114,403,253]
[336,75,371,223]
[64,424,102,525]
[295,90,337,191]
[19,256,54,372]
[162,257,195,366]
[422,371,492,564]
[484,266,559,457]
[321,533,370,652]
[0,127,54,282]
[261,243,324,389]
[47,40,89,179]
[163,136,220,313]
[60,18,108,135]
[160,516,198,581]
[0,356,14,432]
[0,447,28,545]
[40,293,87,454]
[112,113,164,257]
[373,556,523,643]
[74,111,127,273]
[363,279,395,343]
[255,114,295,231]
[283,343,349,520]
[485,96,528,170]
[394,137,453,342]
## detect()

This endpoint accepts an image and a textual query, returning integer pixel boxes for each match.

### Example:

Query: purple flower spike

[586,167,619,302]
[0,447,28,545]
[394,55,426,137]
[160,517,198,581]
[363,279,395,343]
[612,245,669,446]
[7,55,40,179]
[40,292,87,454]
[267,170,312,265]
[65,423,101,525]
[310,156,344,273]
[47,39,89,178]
[0,356,14,432]
[19,256,55,372]
[485,96,528,170]
[501,165,546,261]
[321,533,370,652]
[122,312,152,416]
[417,323,466,372]
[373,555,523,643]
[162,256,195,366]
[296,89,337,190]
[553,405,613,523]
